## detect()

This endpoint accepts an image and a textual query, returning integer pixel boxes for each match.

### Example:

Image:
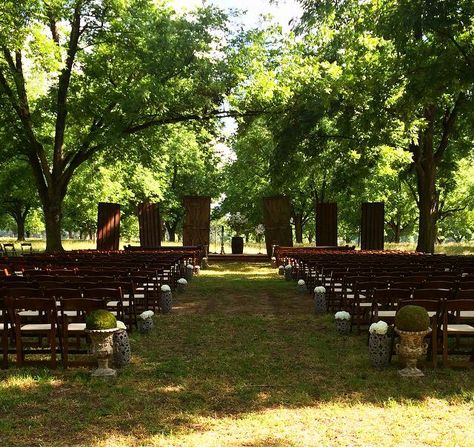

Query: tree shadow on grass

[1,262,473,446]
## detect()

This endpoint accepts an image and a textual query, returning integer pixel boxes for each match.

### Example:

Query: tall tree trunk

[40,187,65,252]
[416,176,437,253]
[8,204,29,242]
[43,201,63,252]
[413,108,438,254]
[165,221,177,242]
[394,224,401,244]
[15,215,26,241]
[293,213,304,243]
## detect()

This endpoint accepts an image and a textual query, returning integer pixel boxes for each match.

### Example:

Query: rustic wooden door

[315,202,338,246]
[97,202,120,250]
[183,196,211,247]
[138,202,161,248]
[360,202,385,250]
[263,196,293,256]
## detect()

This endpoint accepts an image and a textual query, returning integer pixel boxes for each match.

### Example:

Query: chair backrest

[390,280,419,290]
[60,297,106,312]
[423,280,457,290]
[373,288,412,307]
[21,243,32,254]
[399,299,441,313]
[413,288,452,300]
[4,287,42,298]
[454,289,474,300]
[3,244,16,254]
[355,281,386,295]
[443,299,474,323]
[458,281,474,290]
[83,287,123,300]
[44,288,82,299]
[6,296,57,316]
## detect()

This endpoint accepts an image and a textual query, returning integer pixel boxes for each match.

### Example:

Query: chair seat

[19,311,40,317]
[377,310,396,317]
[21,323,57,331]
[460,311,474,318]
[59,311,78,317]
[68,323,86,331]
[447,324,474,333]
[107,300,129,307]
[359,302,372,307]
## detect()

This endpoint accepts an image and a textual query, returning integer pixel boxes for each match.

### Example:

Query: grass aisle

[1,262,474,446]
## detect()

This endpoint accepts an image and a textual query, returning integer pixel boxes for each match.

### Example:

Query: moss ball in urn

[86,309,117,330]
[395,305,430,332]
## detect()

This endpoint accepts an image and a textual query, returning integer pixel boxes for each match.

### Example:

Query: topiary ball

[395,305,430,332]
[86,309,117,330]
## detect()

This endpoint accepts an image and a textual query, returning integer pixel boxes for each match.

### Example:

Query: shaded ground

[0,262,473,447]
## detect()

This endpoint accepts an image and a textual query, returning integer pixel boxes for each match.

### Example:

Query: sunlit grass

[0,263,473,446]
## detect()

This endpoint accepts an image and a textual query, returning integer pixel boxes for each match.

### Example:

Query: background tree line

[0,0,473,252]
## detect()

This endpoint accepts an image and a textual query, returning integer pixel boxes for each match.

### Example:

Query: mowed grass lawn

[1,263,474,447]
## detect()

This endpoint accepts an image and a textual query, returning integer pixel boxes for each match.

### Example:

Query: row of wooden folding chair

[1,295,114,369]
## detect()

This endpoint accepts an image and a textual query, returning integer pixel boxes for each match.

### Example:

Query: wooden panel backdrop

[97,202,121,250]
[315,202,338,246]
[138,202,161,248]
[183,196,211,247]
[361,202,385,250]
[263,196,293,256]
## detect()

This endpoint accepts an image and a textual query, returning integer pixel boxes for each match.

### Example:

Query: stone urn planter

[160,285,173,314]
[185,264,194,281]
[86,328,118,377]
[297,279,307,294]
[271,257,277,268]
[395,328,431,377]
[85,309,119,377]
[113,325,131,368]
[278,265,284,276]
[395,305,432,377]
[177,278,187,293]
[368,321,390,369]
[137,310,155,333]
[201,257,209,270]
[314,286,327,313]
[284,264,293,281]
[335,311,351,335]
[231,236,244,254]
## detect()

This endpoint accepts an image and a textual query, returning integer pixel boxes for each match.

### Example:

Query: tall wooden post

[97,202,120,251]
[263,196,293,256]
[138,202,161,248]
[361,202,385,250]
[315,203,338,246]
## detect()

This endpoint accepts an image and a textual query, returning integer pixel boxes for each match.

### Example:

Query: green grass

[1,263,474,446]
[3,237,474,255]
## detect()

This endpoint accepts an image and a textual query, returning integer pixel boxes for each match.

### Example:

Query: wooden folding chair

[59,297,107,368]
[370,288,412,325]
[442,299,474,367]
[6,297,60,369]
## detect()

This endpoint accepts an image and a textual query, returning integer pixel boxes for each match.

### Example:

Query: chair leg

[62,333,69,369]
[50,331,56,369]
[2,333,8,369]
[442,327,448,366]
[15,331,23,366]
[432,327,438,368]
